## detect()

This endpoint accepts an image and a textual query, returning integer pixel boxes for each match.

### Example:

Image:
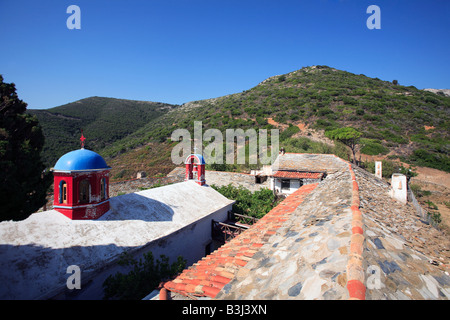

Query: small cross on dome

[80,130,86,148]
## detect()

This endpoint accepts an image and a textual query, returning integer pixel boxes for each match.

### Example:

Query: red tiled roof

[272,171,324,179]
[163,183,319,299]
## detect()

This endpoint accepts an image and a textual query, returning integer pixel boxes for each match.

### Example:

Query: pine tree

[0,75,52,221]
[325,127,362,164]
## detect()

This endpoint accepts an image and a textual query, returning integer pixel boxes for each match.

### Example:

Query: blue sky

[1,0,449,109]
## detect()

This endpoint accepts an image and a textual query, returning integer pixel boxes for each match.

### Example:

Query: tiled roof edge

[160,183,319,300]
[346,163,366,300]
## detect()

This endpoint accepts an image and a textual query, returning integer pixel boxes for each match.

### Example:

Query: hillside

[28,97,178,167]
[103,65,449,176]
[191,66,449,170]
[30,66,450,180]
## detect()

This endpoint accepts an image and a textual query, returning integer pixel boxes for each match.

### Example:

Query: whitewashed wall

[51,202,232,300]
[273,178,300,195]
[272,178,321,195]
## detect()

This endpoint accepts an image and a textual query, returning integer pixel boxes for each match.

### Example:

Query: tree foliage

[0,75,52,221]
[211,184,280,219]
[325,127,362,163]
[102,251,186,300]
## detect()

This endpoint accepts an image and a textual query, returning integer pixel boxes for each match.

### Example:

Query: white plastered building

[0,181,234,300]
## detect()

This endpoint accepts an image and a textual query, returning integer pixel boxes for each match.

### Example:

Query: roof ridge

[346,163,366,300]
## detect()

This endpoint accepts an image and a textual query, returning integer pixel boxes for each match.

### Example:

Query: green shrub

[410,149,450,172]
[430,212,442,225]
[380,130,408,144]
[315,119,336,130]
[410,184,431,197]
[360,138,389,155]
[211,184,279,219]
[102,252,186,300]
[425,200,438,210]
[363,159,403,178]
[281,137,348,160]
[280,125,300,141]
[317,107,334,117]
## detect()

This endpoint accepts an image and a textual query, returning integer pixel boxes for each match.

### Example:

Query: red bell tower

[51,133,111,220]
[185,154,206,186]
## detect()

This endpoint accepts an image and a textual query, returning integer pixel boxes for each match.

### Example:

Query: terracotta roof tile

[163,183,318,299]
[272,171,324,179]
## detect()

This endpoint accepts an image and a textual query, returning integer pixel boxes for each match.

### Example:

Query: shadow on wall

[0,194,178,299]
[0,242,142,300]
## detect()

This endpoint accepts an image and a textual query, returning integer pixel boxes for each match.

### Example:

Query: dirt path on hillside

[409,167,450,235]
[413,167,450,189]
[356,152,450,190]
[267,118,336,146]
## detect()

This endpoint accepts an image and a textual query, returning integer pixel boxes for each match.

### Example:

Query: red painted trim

[347,279,366,300]
[347,164,366,300]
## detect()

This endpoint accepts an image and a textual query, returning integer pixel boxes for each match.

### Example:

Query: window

[281,179,290,190]
[79,179,90,204]
[100,178,107,200]
[59,180,67,204]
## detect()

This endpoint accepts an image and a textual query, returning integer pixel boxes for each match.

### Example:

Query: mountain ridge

[28,96,179,166]
[28,65,450,178]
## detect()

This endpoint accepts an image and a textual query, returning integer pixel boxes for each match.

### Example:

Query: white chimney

[389,173,407,204]
[375,161,382,179]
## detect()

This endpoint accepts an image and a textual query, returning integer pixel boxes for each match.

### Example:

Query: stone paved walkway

[204,170,269,192]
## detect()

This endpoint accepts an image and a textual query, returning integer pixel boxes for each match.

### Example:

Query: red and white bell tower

[51,132,111,220]
[185,153,206,186]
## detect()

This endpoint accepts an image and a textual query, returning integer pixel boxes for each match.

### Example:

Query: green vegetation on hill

[28,97,178,166]
[31,66,450,174]
[156,65,449,172]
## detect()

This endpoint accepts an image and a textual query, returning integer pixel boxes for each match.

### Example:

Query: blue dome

[53,148,110,171]
[185,154,206,164]
[193,154,206,164]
